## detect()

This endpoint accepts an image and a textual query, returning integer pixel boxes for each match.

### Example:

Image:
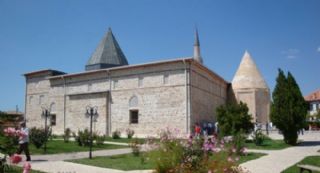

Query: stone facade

[24,30,270,137]
[232,51,270,124]
[25,59,228,136]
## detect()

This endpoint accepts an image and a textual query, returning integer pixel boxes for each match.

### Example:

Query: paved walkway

[241,132,320,173]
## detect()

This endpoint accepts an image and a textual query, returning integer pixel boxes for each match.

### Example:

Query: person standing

[17,122,31,161]
[194,123,201,138]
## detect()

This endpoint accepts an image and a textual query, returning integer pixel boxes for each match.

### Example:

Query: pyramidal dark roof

[85,28,129,71]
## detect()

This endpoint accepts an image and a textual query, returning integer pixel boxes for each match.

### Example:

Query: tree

[216,102,254,136]
[271,69,308,145]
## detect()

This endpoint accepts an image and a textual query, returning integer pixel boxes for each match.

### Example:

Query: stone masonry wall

[25,75,51,129]
[190,64,228,129]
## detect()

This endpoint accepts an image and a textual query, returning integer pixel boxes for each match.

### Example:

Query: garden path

[241,131,320,173]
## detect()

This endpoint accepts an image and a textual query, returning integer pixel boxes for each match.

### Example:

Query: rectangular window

[39,95,44,105]
[313,103,317,111]
[138,77,143,87]
[29,96,33,104]
[163,74,169,85]
[113,80,118,89]
[130,110,139,124]
[51,114,56,126]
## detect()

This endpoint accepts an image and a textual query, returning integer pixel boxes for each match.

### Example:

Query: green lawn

[282,156,320,173]
[29,140,128,155]
[68,152,266,171]
[238,152,266,164]
[245,139,291,150]
[104,137,146,144]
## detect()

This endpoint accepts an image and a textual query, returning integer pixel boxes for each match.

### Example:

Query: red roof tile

[305,89,320,101]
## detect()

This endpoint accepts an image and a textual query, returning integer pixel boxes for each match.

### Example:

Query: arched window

[129,95,138,107]
[50,102,56,112]
[129,95,139,124]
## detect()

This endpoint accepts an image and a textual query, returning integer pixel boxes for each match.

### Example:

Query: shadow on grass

[297,141,320,147]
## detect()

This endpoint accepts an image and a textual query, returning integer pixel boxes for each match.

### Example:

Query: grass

[104,137,146,143]
[282,156,320,173]
[245,139,291,150]
[68,152,266,171]
[29,140,128,155]
[69,153,155,171]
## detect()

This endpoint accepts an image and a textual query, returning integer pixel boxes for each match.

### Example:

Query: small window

[113,80,118,89]
[29,96,33,104]
[129,96,138,107]
[138,77,143,87]
[39,95,44,105]
[51,114,56,126]
[130,110,139,124]
[50,102,56,112]
[163,74,169,85]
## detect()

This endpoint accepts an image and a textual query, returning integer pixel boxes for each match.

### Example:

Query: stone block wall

[25,74,52,129]
[189,63,228,128]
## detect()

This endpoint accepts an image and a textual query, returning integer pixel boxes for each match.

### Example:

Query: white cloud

[281,49,300,59]
[317,46,320,52]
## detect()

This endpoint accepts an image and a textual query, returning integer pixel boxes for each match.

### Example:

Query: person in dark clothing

[17,122,31,161]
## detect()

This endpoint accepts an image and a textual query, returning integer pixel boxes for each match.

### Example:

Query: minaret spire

[193,27,203,64]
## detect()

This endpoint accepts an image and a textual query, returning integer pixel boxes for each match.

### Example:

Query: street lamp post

[41,107,50,153]
[86,106,98,159]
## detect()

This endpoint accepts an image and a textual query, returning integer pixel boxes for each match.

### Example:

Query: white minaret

[193,28,203,64]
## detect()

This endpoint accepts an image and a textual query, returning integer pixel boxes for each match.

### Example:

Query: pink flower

[10,154,22,164]
[241,147,248,154]
[23,162,31,173]
[232,147,237,153]
[227,156,234,162]
[235,157,240,161]
[4,127,16,136]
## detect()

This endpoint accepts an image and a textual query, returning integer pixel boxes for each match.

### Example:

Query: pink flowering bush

[10,154,22,164]
[1,127,32,173]
[23,162,31,173]
[147,128,249,173]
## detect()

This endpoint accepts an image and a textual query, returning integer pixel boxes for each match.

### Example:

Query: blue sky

[0,0,319,111]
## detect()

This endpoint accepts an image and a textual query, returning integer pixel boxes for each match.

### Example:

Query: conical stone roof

[85,28,128,71]
[232,51,268,89]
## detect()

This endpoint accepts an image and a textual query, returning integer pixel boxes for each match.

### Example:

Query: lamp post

[41,107,50,153]
[85,106,98,159]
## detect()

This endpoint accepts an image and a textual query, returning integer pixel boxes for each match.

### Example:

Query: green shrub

[129,138,141,156]
[72,132,81,146]
[63,128,71,143]
[147,128,245,173]
[216,102,254,136]
[80,129,90,146]
[112,129,121,139]
[232,131,247,155]
[252,129,265,146]
[126,128,135,139]
[95,135,105,146]
[30,127,49,149]
[73,129,90,146]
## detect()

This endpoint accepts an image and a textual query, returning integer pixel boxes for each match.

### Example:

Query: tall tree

[271,69,307,145]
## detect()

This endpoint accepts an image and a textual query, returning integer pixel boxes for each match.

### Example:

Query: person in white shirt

[17,122,31,161]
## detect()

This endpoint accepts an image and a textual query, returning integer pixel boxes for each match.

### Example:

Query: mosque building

[24,28,270,136]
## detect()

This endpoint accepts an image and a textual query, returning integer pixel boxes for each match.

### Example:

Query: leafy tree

[216,102,254,136]
[271,69,308,145]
